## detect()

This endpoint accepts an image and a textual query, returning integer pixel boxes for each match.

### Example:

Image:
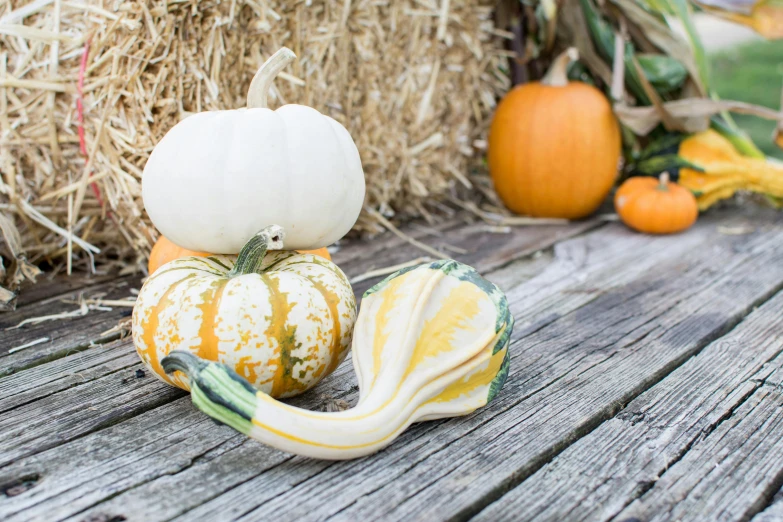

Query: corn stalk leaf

[612,0,706,95]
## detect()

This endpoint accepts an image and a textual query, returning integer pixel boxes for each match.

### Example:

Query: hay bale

[0,0,510,276]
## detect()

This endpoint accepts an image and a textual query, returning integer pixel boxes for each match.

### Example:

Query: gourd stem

[247,48,297,109]
[658,172,671,191]
[542,47,578,87]
[228,225,285,277]
[162,351,207,377]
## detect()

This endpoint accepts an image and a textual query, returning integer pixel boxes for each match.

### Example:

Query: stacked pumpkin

[488,48,699,235]
[133,49,513,459]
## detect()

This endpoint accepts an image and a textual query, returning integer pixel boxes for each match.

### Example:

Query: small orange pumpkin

[148,235,331,274]
[488,48,621,219]
[615,173,698,235]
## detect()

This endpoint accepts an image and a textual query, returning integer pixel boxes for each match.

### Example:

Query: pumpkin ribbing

[132,227,356,398]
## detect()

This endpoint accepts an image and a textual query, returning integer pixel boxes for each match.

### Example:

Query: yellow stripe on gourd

[308,277,345,377]
[405,281,485,376]
[370,274,410,386]
[250,416,399,450]
[431,344,508,404]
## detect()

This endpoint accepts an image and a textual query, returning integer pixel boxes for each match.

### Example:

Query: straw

[0,0,507,276]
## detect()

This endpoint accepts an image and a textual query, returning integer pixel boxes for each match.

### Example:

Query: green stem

[228,225,285,277]
[161,350,207,376]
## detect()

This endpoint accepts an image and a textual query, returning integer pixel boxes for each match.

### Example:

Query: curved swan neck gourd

[227,225,285,277]
[247,47,297,109]
[162,259,513,460]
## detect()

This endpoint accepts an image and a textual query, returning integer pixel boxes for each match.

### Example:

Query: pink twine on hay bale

[76,39,104,210]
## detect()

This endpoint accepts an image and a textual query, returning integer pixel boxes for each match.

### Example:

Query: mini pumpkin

[615,173,698,234]
[162,259,513,460]
[142,48,365,254]
[488,48,621,219]
[147,235,331,274]
[133,225,355,398]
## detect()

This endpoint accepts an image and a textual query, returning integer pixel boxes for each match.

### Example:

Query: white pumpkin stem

[247,48,297,109]
[229,225,285,276]
[542,47,578,87]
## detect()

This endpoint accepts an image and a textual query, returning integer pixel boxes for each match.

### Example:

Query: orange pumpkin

[148,235,331,274]
[488,48,621,219]
[148,236,209,274]
[615,173,698,235]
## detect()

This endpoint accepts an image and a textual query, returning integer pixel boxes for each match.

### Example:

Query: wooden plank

[0,355,184,467]
[0,217,671,521]
[21,210,779,522]
[616,381,783,521]
[752,493,783,522]
[0,275,141,377]
[0,338,138,414]
[14,271,124,309]
[474,289,783,521]
[0,398,246,521]
[335,217,601,296]
[213,212,783,522]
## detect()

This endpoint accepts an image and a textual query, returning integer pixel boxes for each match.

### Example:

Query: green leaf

[710,115,767,159]
[633,154,704,178]
[578,0,616,60]
[636,54,688,94]
[637,133,687,160]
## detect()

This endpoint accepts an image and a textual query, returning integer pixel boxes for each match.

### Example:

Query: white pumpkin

[142,48,365,253]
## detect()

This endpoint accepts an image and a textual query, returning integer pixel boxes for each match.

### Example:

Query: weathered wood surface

[2,207,783,522]
[475,288,783,521]
[0,275,140,377]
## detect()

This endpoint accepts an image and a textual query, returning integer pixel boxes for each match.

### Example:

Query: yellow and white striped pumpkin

[162,259,513,459]
[132,226,356,398]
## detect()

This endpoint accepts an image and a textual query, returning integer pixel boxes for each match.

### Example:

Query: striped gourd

[132,225,356,398]
[162,259,513,460]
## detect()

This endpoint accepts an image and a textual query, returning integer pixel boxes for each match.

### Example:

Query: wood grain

[0,275,140,377]
[617,381,783,522]
[475,289,783,521]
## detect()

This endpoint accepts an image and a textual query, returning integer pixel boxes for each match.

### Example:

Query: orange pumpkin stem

[542,47,579,87]
[658,172,671,191]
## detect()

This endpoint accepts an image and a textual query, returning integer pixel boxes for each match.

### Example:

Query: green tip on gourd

[162,351,257,434]
[161,350,207,380]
